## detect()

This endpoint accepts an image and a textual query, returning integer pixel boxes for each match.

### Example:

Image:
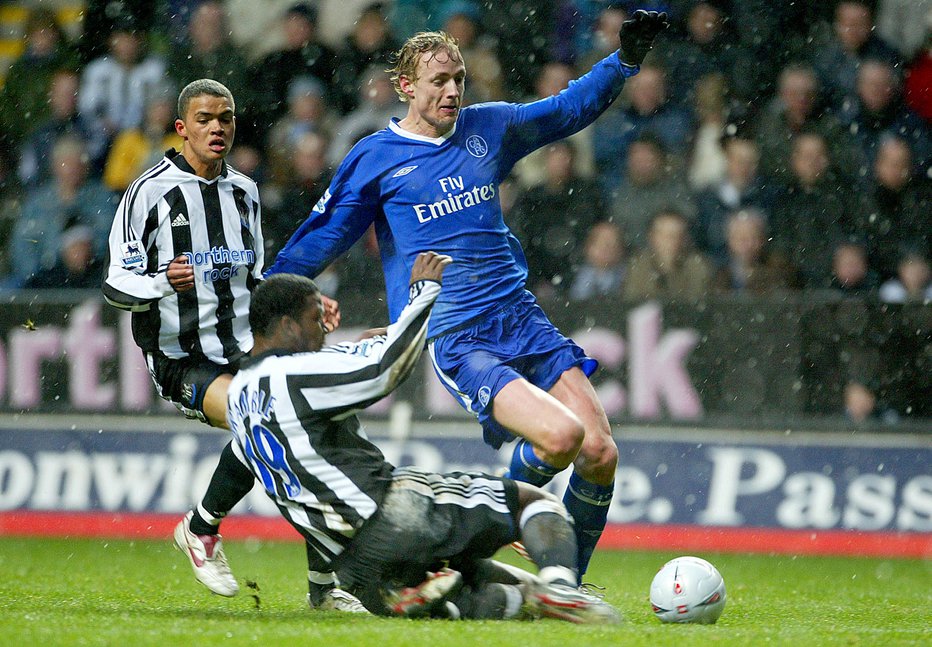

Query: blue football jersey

[267,53,637,336]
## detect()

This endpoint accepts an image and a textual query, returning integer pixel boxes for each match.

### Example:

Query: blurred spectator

[843,380,887,424]
[593,62,694,192]
[712,208,799,295]
[18,69,96,189]
[694,136,776,266]
[875,0,931,60]
[9,137,116,287]
[229,141,269,185]
[23,225,103,289]
[389,0,481,36]
[328,65,406,166]
[103,91,183,192]
[0,153,22,280]
[609,133,695,251]
[77,0,160,63]
[442,3,505,104]
[687,73,728,190]
[829,240,880,297]
[167,1,253,117]
[78,14,166,150]
[771,133,856,289]
[0,9,79,152]
[250,3,338,139]
[755,63,863,186]
[267,76,332,183]
[511,140,606,297]
[836,59,931,175]
[904,25,932,120]
[659,0,737,109]
[576,3,627,71]
[264,131,333,259]
[812,1,901,110]
[338,224,385,300]
[512,62,595,188]
[623,208,713,302]
[879,248,932,303]
[569,221,627,301]
[482,1,557,98]
[332,3,400,114]
[859,136,932,279]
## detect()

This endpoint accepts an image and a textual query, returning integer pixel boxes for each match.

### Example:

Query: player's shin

[505,439,562,486]
[518,498,579,586]
[562,472,614,578]
[189,441,255,534]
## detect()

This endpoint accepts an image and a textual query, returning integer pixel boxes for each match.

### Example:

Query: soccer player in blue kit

[267,10,669,580]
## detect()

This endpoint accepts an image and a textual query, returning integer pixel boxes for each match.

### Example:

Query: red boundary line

[1,511,928,558]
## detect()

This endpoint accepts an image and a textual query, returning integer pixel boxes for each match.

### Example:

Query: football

[649,556,726,624]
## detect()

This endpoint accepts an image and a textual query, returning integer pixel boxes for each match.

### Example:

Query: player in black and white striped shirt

[102,79,351,607]
[228,253,621,623]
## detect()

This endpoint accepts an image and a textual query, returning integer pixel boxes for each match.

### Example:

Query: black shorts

[145,351,239,424]
[333,467,520,612]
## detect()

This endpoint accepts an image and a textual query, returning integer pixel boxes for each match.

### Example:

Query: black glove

[617,10,669,67]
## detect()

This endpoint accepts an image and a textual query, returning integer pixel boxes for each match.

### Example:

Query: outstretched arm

[502,10,669,165]
[290,253,453,414]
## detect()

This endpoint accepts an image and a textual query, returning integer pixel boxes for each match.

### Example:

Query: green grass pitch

[0,536,928,646]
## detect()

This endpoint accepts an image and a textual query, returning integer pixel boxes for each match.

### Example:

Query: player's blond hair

[388,31,463,102]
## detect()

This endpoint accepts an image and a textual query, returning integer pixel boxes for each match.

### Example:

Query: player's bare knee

[540,415,585,464]
[578,433,619,482]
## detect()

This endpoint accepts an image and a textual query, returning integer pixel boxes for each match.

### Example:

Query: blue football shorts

[427,290,598,449]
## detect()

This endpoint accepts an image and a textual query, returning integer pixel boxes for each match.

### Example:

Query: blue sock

[562,472,614,580]
[505,439,561,487]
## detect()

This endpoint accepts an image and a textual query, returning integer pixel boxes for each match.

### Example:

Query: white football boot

[173,510,239,597]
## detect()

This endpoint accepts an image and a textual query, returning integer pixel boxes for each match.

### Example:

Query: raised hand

[618,10,669,67]
[409,251,453,285]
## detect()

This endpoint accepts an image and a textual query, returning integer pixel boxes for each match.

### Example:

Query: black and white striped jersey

[227,280,440,566]
[102,150,264,365]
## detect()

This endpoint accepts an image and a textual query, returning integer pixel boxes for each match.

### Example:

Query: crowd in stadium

[0,0,928,304]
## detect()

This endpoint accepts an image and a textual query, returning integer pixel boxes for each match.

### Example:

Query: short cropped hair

[177,79,235,119]
[249,274,320,337]
[388,31,462,102]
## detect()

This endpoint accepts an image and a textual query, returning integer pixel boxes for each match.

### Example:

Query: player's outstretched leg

[548,369,618,579]
[517,494,621,624]
[174,509,238,597]
[174,441,253,596]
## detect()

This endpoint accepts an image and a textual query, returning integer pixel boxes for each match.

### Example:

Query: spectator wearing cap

[251,3,337,142]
